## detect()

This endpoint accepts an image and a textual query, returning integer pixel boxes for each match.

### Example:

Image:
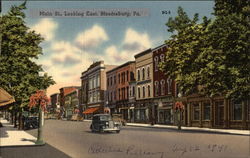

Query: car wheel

[116,130,120,133]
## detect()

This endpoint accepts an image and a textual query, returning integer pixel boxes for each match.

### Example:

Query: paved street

[9,120,247,158]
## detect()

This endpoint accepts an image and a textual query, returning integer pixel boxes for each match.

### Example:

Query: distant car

[90,114,120,133]
[112,114,127,126]
[24,116,38,130]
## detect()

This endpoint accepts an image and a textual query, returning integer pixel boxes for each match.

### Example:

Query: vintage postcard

[0,0,249,158]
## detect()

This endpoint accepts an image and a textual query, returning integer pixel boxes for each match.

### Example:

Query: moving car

[90,114,120,133]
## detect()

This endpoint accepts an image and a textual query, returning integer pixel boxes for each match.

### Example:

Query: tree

[0,1,55,129]
[160,3,250,101]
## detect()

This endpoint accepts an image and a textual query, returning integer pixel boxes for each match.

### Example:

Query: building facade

[106,67,118,114]
[115,61,135,121]
[179,95,250,129]
[152,44,177,124]
[64,89,80,119]
[50,93,60,113]
[134,49,154,123]
[59,86,80,118]
[81,61,117,118]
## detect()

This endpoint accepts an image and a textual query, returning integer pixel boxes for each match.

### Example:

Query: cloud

[75,25,108,49]
[102,28,152,64]
[123,28,151,51]
[30,18,58,41]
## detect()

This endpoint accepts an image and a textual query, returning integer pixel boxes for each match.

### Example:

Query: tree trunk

[18,111,24,130]
[14,111,17,128]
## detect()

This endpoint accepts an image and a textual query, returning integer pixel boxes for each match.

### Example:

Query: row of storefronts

[79,44,250,130]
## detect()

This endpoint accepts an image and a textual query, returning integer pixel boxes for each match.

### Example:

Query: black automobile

[23,116,39,130]
[90,114,120,133]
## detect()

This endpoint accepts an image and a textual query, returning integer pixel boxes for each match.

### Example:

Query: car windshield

[99,115,111,121]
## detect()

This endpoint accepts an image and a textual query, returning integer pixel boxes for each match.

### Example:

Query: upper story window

[154,56,159,71]
[96,75,100,87]
[137,69,140,81]
[155,81,159,96]
[142,86,145,98]
[114,75,116,84]
[107,78,109,87]
[167,78,172,94]
[142,67,145,80]
[138,87,141,98]
[160,79,165,95]
[160,54,165,62]
[118,74,120,83]
[147,85,151,97]
[147,66,150,79]
[126,71,129,81]
[110,77,113,86]
[132,86,135,97]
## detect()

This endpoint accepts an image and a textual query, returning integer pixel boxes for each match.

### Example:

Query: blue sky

[2,1,214,95]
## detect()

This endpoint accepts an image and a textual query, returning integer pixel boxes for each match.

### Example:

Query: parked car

[112,114,127,126]
[90,114,121,133]
[24,116,38,130]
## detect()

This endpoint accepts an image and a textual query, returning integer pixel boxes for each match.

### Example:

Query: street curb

[0,143,46,148]
[126,124,250,136]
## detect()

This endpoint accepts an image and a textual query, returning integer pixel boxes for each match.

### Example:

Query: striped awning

[0,88,15,107]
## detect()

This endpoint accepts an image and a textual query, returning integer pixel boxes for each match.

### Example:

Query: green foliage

[160,3,250,101]
[0,2,55,111]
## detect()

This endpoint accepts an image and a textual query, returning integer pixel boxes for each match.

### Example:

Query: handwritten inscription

[88,143,229,158]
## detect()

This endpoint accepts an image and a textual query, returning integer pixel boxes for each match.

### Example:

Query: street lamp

[36,72,46,145]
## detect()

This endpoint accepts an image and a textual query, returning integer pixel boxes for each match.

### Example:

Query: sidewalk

[0,118,37,147]
[126,122,250,136]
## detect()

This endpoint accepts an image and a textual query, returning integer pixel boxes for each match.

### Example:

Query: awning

[0,88,15,107]
[83,107,99,114]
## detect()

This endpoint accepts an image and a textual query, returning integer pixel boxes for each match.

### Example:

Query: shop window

[232,100,242,120]
[203,102,211,120]
[193,103,200,120]
[247,100,250,120]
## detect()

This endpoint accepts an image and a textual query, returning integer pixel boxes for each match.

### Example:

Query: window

[155,81,159,96]
[114,75,116,84]
[193,103,200,120]
[137,69,140,81]
[167,78,172,94]
[138,87,141,98]
[142,68,145,80]
[160,79,165,95]
[127,87,129,99]
[118,74,120,83]
[129,86,132,97]
[110,77,112,86]
[142,86,145,98]
[114,90,116,100]
[130,72,135,81]
[132,86,135,97]
[160,54,165,62]
[110,92,113,102]
[127,71,129,81]
[203,102,210,120]
[232,100,242,120]
[154,56,159,71]
[147,85,151,97]
[107,78,109,87]
[96,75,100,87]
[147,66,150,79]
[118,89,121,100]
